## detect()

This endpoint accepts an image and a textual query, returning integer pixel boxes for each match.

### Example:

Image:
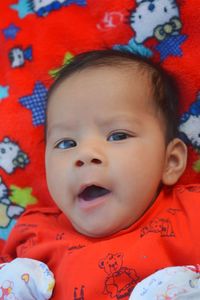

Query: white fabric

[1,258,200,300]
[0,258,55,300]
[129,265,200,300]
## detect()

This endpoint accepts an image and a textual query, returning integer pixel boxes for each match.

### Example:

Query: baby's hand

[129,265,200,300]
[0,258,55,300]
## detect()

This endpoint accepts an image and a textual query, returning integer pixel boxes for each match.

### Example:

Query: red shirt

[1,184,200,300]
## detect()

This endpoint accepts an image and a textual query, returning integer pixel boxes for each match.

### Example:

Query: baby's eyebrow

[46,115,142,138]
[98,114,142,127]
[46,123,73,138]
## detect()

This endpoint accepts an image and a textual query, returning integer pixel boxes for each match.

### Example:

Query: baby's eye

[108,132,131,142]
[55,139,77,149]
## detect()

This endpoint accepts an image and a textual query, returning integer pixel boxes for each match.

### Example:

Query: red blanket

[0,0,199,250]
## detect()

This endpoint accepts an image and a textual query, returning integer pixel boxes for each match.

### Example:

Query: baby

[0,50,200,300]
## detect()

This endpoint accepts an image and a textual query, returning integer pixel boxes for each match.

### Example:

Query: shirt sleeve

[0,206,61,262]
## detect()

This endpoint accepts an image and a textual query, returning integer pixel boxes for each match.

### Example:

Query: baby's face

[45,66,168,238]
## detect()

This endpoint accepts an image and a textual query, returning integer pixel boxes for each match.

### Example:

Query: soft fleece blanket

[0,0,199,251]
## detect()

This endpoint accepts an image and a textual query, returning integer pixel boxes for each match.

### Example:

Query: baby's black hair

[47,49,180,142]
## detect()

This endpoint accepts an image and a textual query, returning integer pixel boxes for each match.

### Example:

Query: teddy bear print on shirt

[99,253,139,299]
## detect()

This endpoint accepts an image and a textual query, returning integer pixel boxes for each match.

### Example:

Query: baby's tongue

[79,185,110,201]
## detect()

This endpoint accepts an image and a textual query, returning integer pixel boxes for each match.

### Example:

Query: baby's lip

[77,183,111,201]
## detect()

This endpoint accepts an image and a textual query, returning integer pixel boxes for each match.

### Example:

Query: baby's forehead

[49,63,154,102]
[47,64,159,127]
[53,63,153,100]
[47,64,158,121]
[73,62,151,81]
[51,58,153,88]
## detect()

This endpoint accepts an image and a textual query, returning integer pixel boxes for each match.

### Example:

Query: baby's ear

[162,138,188,185]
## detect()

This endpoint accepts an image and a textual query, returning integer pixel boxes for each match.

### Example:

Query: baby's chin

[71,220,132,239]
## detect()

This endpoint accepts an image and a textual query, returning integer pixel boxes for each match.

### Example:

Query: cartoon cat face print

[9,48,25,68]
[0,137,29,174]
[0,138,19,174]
[32,0,54,11]
[179,93,200,150]
[130,0,179,43]
[0,177,8,200]
[32,0,65,11]
[179,116,200,149]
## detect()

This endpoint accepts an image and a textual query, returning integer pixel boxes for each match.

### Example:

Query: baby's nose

[75,157,102,167]
[74,142,107,167]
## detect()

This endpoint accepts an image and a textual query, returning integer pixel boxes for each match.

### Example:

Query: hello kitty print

[130,0,180,43]
[115,0,187,61]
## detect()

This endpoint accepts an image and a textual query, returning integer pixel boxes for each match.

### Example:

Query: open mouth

[78,185,111,201]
